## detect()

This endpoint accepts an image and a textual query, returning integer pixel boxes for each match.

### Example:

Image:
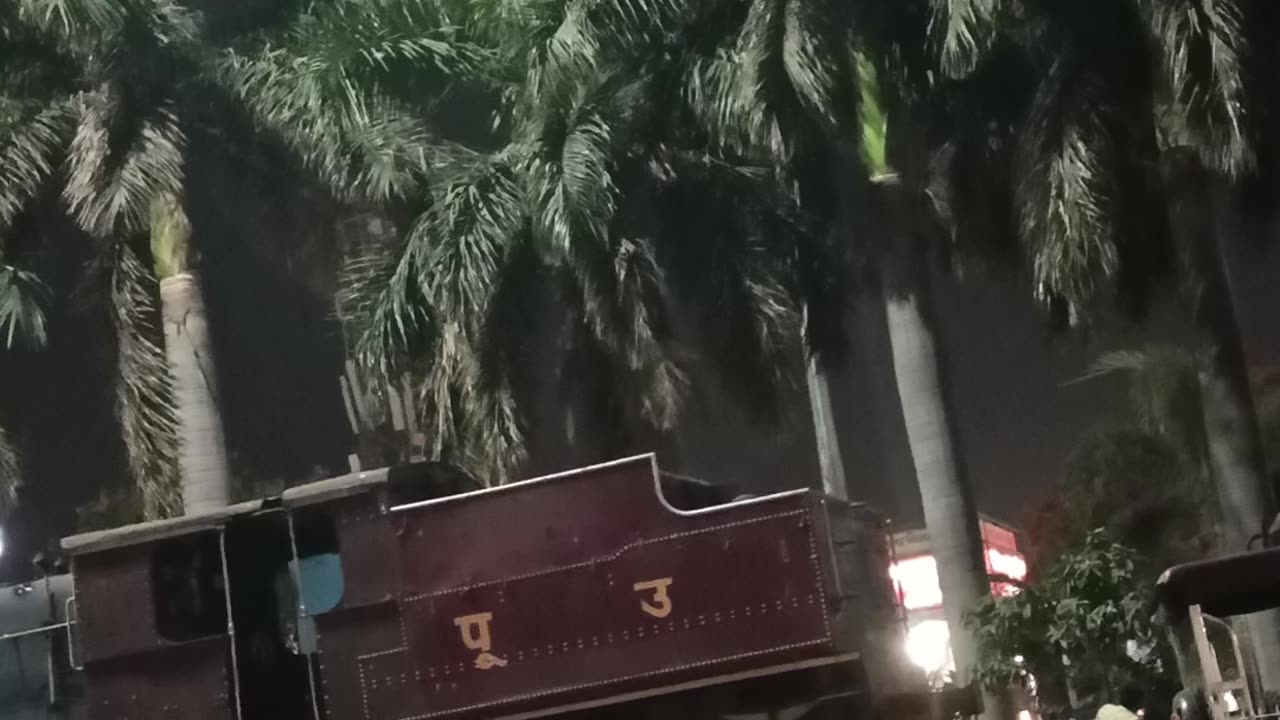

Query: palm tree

[150,195,229,513]
[1036,347,1227,572]
[0,0,239,517]
[0,0,481,516]
[930,0,1280,690]
[1081,348,1280,553]
[674,2,1017,713]
[311,0,829,483]
[0,0,252,517]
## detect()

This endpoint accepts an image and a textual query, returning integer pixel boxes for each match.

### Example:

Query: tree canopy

[969,531,1174,719]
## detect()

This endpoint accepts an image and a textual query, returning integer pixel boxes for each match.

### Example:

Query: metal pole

[219,530,244,720]
[286,512,323,720]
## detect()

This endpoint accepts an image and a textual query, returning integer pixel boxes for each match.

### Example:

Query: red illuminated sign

[889,523,1027,611]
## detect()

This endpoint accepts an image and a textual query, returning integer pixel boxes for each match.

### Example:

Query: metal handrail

[64,597,82,671]
[0,622,68,644]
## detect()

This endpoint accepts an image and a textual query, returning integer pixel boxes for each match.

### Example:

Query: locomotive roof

[60,498,266,555]
[61,466,398,556]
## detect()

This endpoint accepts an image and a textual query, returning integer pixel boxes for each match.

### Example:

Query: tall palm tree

[1,0,480,516]
[0,0,240,517]
[312,0,829,483]
[933,0,1280,692]
[678,2,1017,713]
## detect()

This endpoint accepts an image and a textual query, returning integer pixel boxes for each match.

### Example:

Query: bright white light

[987,549,1027,580]
[890,556,943,610]
[890,547,1029,610]
[1014,654,1025,665]
[1018,711,1033,720]
[906,620,952,674]
[0,528,6,558]
[1226,692,1239,713]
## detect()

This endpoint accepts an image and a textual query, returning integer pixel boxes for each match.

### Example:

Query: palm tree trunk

[805,346,849,500]
[1164,149,1280,693]
[161,272,231,514]
[882,231,1004,720]
[153,198,232,514]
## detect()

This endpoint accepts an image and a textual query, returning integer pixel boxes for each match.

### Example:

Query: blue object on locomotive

[294,553,343,615]
[280,553,342,655]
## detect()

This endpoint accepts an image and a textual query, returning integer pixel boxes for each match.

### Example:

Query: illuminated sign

[987,548,1027,598]
[889,539,1027,610]
[889,555,944,611]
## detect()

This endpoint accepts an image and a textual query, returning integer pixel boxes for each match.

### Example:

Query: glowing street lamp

[905,620,951,673]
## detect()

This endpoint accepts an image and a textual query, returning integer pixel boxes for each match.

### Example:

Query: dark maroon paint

[332,457,853,719]
[72,543,234,720]
[67,456,885,720]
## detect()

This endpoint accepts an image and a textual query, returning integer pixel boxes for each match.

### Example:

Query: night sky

[0,165,1276,580]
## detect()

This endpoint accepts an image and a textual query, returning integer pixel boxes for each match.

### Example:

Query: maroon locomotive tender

[58,454,942,720]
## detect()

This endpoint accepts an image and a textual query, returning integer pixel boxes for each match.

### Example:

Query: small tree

[969,531,1174,719]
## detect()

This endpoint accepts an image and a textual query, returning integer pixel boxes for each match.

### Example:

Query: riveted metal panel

[387,456,846,719]
[313,602,406,720]
[331,496,397,610]
[72,547,169,663]
[357,648,428,720]
[83,637,233,720]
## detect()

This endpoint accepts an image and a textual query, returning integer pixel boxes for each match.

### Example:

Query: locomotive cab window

[150,532,228,642]
[288,506,343,618]
[225,511,321,720]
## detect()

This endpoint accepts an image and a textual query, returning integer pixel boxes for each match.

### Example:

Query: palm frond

[590,0,686,53]
[17,0,125,41]
[339,245,434,378]
[0,266,49,348]
[654,153,800,420]
[64,92,187,238]
[683,49,753,152]
[929,0,1002,79]
[1142,0,1252,175]
[216,46,467,203]
[504,2,603,132]
[1083,346,1210,475]
[0,97,76,232]
[108,238,181,519]
[1015,63,1117,314]
[21,0,199,65]
[607,235,686,428]
[736,0,801,166]
[778,0,856,128]
[525,82,621,257]
[1014,27,1168,321]
[214,0,494,203]
[286,0,489,79]
[409,155,527,480]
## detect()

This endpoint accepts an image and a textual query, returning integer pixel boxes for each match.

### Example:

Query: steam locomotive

[0,455,952,720]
